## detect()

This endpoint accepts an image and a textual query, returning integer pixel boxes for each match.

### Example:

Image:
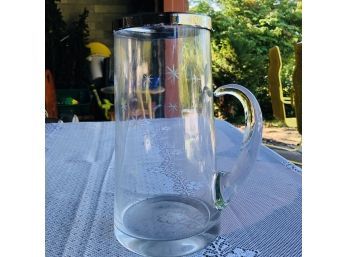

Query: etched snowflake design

[203,236,259,257]
[166,65,179,82]
[167,103,178,112]
[143,74,152,87]
[120,99,127,112]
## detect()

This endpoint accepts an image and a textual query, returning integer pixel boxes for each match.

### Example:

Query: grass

[263,119,287,128]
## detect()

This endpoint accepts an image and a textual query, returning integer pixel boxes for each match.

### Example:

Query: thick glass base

[114,195,220,257]
[115,226,219,257]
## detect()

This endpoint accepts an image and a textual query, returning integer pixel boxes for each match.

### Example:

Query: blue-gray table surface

[46,120,301,257]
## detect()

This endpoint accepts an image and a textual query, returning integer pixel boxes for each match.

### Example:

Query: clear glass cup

[113,13,263,257]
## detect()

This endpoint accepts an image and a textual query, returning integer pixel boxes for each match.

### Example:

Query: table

[46,120,301,257]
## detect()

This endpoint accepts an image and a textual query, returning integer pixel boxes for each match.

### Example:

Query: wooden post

[163,0,188,12]
[293,42,302,135]
[268,46,297,127]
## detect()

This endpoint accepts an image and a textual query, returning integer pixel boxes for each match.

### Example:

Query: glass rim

[113,12,212,32]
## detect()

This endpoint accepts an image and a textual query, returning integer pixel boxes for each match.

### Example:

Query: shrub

[190,0,302,121]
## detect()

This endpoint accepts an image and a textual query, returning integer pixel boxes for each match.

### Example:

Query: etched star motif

[166,65,179,82]
[120,99,127,112]
[144,74,152,85]
[167,103,178,112]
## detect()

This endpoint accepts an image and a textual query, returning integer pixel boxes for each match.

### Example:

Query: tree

[59,9,90,88]
[45,0,90,89]
[190,0,302,121]
[45,0,66,75]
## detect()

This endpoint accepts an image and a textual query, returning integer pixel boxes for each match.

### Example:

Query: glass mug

[113,13,263,257]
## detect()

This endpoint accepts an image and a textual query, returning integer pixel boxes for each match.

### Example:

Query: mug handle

[213,84,263,209]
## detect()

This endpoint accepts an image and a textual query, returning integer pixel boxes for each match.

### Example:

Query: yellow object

[86,42,111,57]
[62,97,79,105]
[268,46,297,128]
[92,89,114,120]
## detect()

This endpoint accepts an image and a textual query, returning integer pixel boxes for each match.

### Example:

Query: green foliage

[59,9,90,88]
[45,0,90,89]
[45,0,66,75]
[211,38,241,86]
[190,0,302,121]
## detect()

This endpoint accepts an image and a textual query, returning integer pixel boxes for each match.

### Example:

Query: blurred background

[45,0,302,164]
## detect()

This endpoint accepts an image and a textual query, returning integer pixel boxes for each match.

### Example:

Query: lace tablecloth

[46,120,302,257]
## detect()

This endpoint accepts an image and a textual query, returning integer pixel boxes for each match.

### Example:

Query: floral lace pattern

[203,236,259,257]
[46,121,301,257]
[281,159,302,173]
[134,119,203,196]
